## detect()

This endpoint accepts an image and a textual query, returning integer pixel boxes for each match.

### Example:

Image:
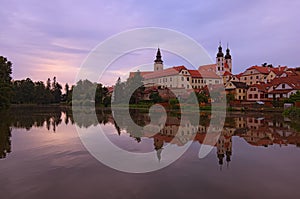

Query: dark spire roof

[225,44,231,59]
[154,48,163,64]
[216,43,224,58]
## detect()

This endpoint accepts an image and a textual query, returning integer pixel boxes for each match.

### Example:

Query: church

[129,43,233,90]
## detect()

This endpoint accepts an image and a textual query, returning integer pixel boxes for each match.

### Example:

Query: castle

[130,44,232,90]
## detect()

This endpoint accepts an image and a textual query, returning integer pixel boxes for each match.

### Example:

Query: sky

[1,0,300,86]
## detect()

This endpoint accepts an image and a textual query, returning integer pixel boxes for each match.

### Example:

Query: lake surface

[1,106,300,199]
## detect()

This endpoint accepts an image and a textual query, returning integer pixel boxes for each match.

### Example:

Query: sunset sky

[1,0,299,86]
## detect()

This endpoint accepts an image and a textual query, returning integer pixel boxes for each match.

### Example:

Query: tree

[149,92,162,103]
[226,93,235,104]
[0,56,13,108]
[126,71,145,104]
[286,91,300,103]
[113,77,125,104]
[51,77,62,103]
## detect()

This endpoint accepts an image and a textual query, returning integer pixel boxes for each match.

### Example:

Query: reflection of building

[217,129,233,169]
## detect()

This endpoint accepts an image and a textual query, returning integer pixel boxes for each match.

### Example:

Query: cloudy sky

[1,0,299,86]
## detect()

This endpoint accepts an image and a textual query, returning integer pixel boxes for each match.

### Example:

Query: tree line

[0,56,112,109]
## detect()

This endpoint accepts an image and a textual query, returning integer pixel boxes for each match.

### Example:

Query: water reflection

[1,106,300,167]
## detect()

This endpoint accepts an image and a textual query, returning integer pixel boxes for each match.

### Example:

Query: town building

[130,45,228,91]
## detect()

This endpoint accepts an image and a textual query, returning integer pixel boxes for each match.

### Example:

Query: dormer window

[282,84,285,89]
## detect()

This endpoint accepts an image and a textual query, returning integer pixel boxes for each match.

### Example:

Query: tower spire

[154,48,163,71]
[154,48,163,64]
[217,42,224,58]
[225,43,231,59]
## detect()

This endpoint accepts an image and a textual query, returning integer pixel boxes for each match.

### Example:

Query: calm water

[1,106,300,199]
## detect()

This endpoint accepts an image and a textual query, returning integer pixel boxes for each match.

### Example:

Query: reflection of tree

[10,106,62,132]
[0,110,12,159]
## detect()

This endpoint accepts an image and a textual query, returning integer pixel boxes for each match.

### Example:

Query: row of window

[244,75,261,80]
[248,94,266,99]
[159,76,220,84]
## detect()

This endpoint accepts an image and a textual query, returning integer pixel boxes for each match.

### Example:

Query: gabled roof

[143,66,187,79]
[224,62,229,69]
[249,83,270,92]
[198,64,217,72]
[246,65,272,74]
[188,70,202,78]
[199,69,221,79]
[129,71,153,78]
[229,81,248,89]
[235,73,243,79]
[223,71,232,76]
[271,66,287,76]
[269,76,300,90]
[173,65,187,72]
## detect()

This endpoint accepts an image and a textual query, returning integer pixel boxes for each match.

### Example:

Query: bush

[169,98,180,109]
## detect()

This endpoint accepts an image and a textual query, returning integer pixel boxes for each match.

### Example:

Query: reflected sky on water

[0,106,300,198]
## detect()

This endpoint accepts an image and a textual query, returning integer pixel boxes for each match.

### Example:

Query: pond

[0,106,300,198]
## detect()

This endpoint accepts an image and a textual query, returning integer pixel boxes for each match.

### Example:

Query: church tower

[154,48,163,71]
[216,43,224,75]
[224,44,232,73]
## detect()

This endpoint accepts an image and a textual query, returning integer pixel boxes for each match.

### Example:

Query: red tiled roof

[268,89,295,94]
[188,70,202,78]
[224,62,229,69]
[143,66,187,79]
[198,64,217,72]
[173,65,187,72]
[269,76,300,89]
[199,69,221,79]
[246,65,272,74]
[223,71,232,76]
[272,66,287,76]
[129,71,153,78]
[249,83,270,92]
[235,73,243,79]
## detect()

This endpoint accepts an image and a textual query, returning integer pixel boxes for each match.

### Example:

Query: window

[170,77,172,81]
[182,84,184,88]
[218,67,220,71]
[181,77,184,81]
[249,94,252,99]
[187,77,189,81]
[256,76,259,79]
[187,85,189,89]
[250,81,252,85]
[192,79,194,83]
[254,94,258,99]
[250,76,253,80]
[215,80,219,84]
[244,77,247,80]
[282,84,285,89]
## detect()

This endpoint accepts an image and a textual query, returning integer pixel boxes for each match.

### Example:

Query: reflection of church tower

[154,48,163,71]
[217,130,233,170]
[154,137,164,161]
